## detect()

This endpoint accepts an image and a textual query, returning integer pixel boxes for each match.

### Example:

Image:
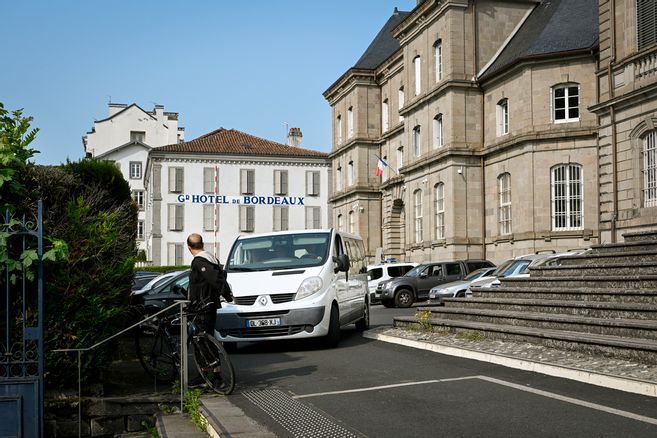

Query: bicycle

[134,302,235,395]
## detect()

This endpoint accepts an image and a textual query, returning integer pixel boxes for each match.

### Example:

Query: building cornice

[328,139,379,159]
[399,79,478,116]
[589,81,657,113]
[148,153,330,167]
[392,0,466,45]
[329,186,381,203]
[379,123,405,142]
[323,69,377,103]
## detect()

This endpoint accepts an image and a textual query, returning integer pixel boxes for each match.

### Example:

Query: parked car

[131,270,185,305]
[132,270,190,309]
[132,271,161,291]
[376,259,495,308]
[367,262,418,303]
[428,266,497,303]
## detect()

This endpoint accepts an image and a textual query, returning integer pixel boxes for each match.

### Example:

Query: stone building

[325,0,606,264]
[591,0,657,243]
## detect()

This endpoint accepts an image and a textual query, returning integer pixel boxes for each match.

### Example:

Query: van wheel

[395,289,414,308]
[323,305,340,348]
[381,299,395,308]
[355,299,370,331]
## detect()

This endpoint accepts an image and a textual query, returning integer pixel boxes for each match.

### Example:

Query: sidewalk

[364,325,657,397]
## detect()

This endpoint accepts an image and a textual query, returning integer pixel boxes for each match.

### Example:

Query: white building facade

[144,128,331,266]
[83,103,185,254]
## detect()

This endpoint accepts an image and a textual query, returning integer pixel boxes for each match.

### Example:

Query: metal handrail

[54,300,190,438]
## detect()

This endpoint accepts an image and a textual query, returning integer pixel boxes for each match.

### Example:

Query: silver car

[428,267,496,303]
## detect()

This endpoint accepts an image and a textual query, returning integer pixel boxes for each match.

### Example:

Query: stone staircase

[394,230,657,364]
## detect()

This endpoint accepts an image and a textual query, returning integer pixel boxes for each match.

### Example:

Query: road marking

[293,376,478,399]
[476,375,657,426]
[295,375,657,426]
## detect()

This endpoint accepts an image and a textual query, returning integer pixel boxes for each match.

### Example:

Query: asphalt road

[225,305,657,437]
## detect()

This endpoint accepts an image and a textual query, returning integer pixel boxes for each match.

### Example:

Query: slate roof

[480,0,599,81]
[353,9,411,70]
[153,128,328,158]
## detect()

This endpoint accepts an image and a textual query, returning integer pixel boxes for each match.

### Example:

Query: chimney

[287,127,303,148]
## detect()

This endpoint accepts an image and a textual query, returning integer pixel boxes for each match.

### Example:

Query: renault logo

[259,296,268,306]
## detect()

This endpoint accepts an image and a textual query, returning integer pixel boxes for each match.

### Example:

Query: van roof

[234,228,364,241]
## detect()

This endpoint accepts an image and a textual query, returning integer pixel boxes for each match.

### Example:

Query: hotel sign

[176,194,305,206]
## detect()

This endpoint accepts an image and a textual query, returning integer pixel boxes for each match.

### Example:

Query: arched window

[336,165,342,191]
[413,56,421,96]
[382,99,389,132]
[348,210,355,233]
[644,130,657,207]
[336,115,343,144]
[397,145,404,172]
[433,114,443,149]
[337,213,343,231]
[347,107,354,138]
[552,83,580,123]
[496,99,509,136]
[551,164,583,230]
[498,173,512,235]
[435,40,443,82]
[347,160,354,186]
[414,189,423,243]
[413,125,421,157]
[434,183,445,240]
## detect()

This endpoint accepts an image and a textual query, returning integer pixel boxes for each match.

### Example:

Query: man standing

[186,233,232,335]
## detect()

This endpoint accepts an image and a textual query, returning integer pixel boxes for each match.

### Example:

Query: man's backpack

[214,263,232,302]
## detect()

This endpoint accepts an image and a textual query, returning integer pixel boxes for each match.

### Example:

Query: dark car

[377,259,495,308]
[132,271,161,291]
[131,270,190,310]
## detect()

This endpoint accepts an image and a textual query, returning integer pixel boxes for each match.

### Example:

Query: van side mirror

[333,254,350,273]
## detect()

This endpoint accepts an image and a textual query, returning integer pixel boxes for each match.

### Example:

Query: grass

[458,330,484,341]
[414,309,434,332]
[183,389,208,433]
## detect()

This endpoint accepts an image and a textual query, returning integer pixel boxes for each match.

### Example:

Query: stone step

[469,286,657,304]
[443,297,657,320]
[393,316,657,364]
[498,276,657,290]
[590,239,657,255]
[419,307,657,340]
[558,250,657,266]
[622,230,657,243]
[529,261,657,278]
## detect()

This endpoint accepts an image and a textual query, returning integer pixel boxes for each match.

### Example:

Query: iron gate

[0,201,44,437]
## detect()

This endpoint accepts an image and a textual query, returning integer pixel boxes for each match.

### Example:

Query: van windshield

[226,232,331,271]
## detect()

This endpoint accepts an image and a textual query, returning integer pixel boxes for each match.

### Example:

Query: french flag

[376,156,388,177]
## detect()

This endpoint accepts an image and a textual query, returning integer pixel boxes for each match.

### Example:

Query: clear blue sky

[1,0,416,165]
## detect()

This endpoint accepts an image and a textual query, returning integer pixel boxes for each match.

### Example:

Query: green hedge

[137,265,190,274]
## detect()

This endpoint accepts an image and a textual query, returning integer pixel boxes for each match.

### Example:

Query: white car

[367,262,418,303]
[428,267,497,303]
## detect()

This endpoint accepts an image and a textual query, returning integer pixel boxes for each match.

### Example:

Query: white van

[215,229,369,348]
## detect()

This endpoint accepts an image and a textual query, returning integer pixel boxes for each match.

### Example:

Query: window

[498,173,512,235]
[240,169,255,195]
[129,161,142,179]
[274,170,288,195]
[435,40,443,82]
[497,99,509,136]
[368,268,383,281]
[337,115,343,144]
[553,84,580,123]
[130,131,145,143]
[137,220,144,240]
[413,126,421,157]
[305,206,321,229]
[643,130,657,207]
[273,206,289,231]
[337,213,344,231]
[348,161,354,186]
[638,0,657,50]
[168,167,184,193]
[397,146,404,172]
[413,56,421,96]
[240,205,255,232]
[203,167,215,194]
[132,190,145,210]
[348,210,355,233]
[336,166,342,191]
[433,114,443,149]
[445,263,462,277]
[414,189,423,243]
[203,204,215,231]
[382,99,389,132]
[306,171,320,196]
[167,243,183,266]
[551,164,583,230]
[398,87,405,122]
[347,107,354,138]
[167,204,184,231]
[435,183,445,240]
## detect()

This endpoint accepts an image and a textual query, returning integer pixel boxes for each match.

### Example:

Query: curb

[364,331,657,398]
[200,395,276,437]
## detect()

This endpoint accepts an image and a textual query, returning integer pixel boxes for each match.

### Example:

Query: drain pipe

[608,0,618,243]
[472,0,487,259]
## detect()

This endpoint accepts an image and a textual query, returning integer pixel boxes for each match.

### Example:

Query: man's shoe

[188,376,206,388]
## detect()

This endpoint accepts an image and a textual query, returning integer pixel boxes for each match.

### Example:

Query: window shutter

[638,0,657,50]
[247,206,254,231]
[273,207,281,231]
[313,172,319,196]
[168,204,175,230]
[247,170,254,194]
[281,207,288,231]
[175,244,183,266]
[274,171,282,194]
[168,168,175,193]
[204,205,214,231]
[240,169,249,194]
[282,171,288,195]
[204,168,214,193]
[175,205,184,230]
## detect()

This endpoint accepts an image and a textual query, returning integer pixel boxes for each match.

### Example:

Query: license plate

[247,318,281,328]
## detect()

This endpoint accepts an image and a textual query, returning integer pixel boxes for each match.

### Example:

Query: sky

[1,0,417,165]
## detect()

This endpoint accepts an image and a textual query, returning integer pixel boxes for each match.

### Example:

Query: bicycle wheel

[135,321,178,383]
[192,333,235,395]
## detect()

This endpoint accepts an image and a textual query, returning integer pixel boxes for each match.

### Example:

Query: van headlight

[295,276,323,300]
